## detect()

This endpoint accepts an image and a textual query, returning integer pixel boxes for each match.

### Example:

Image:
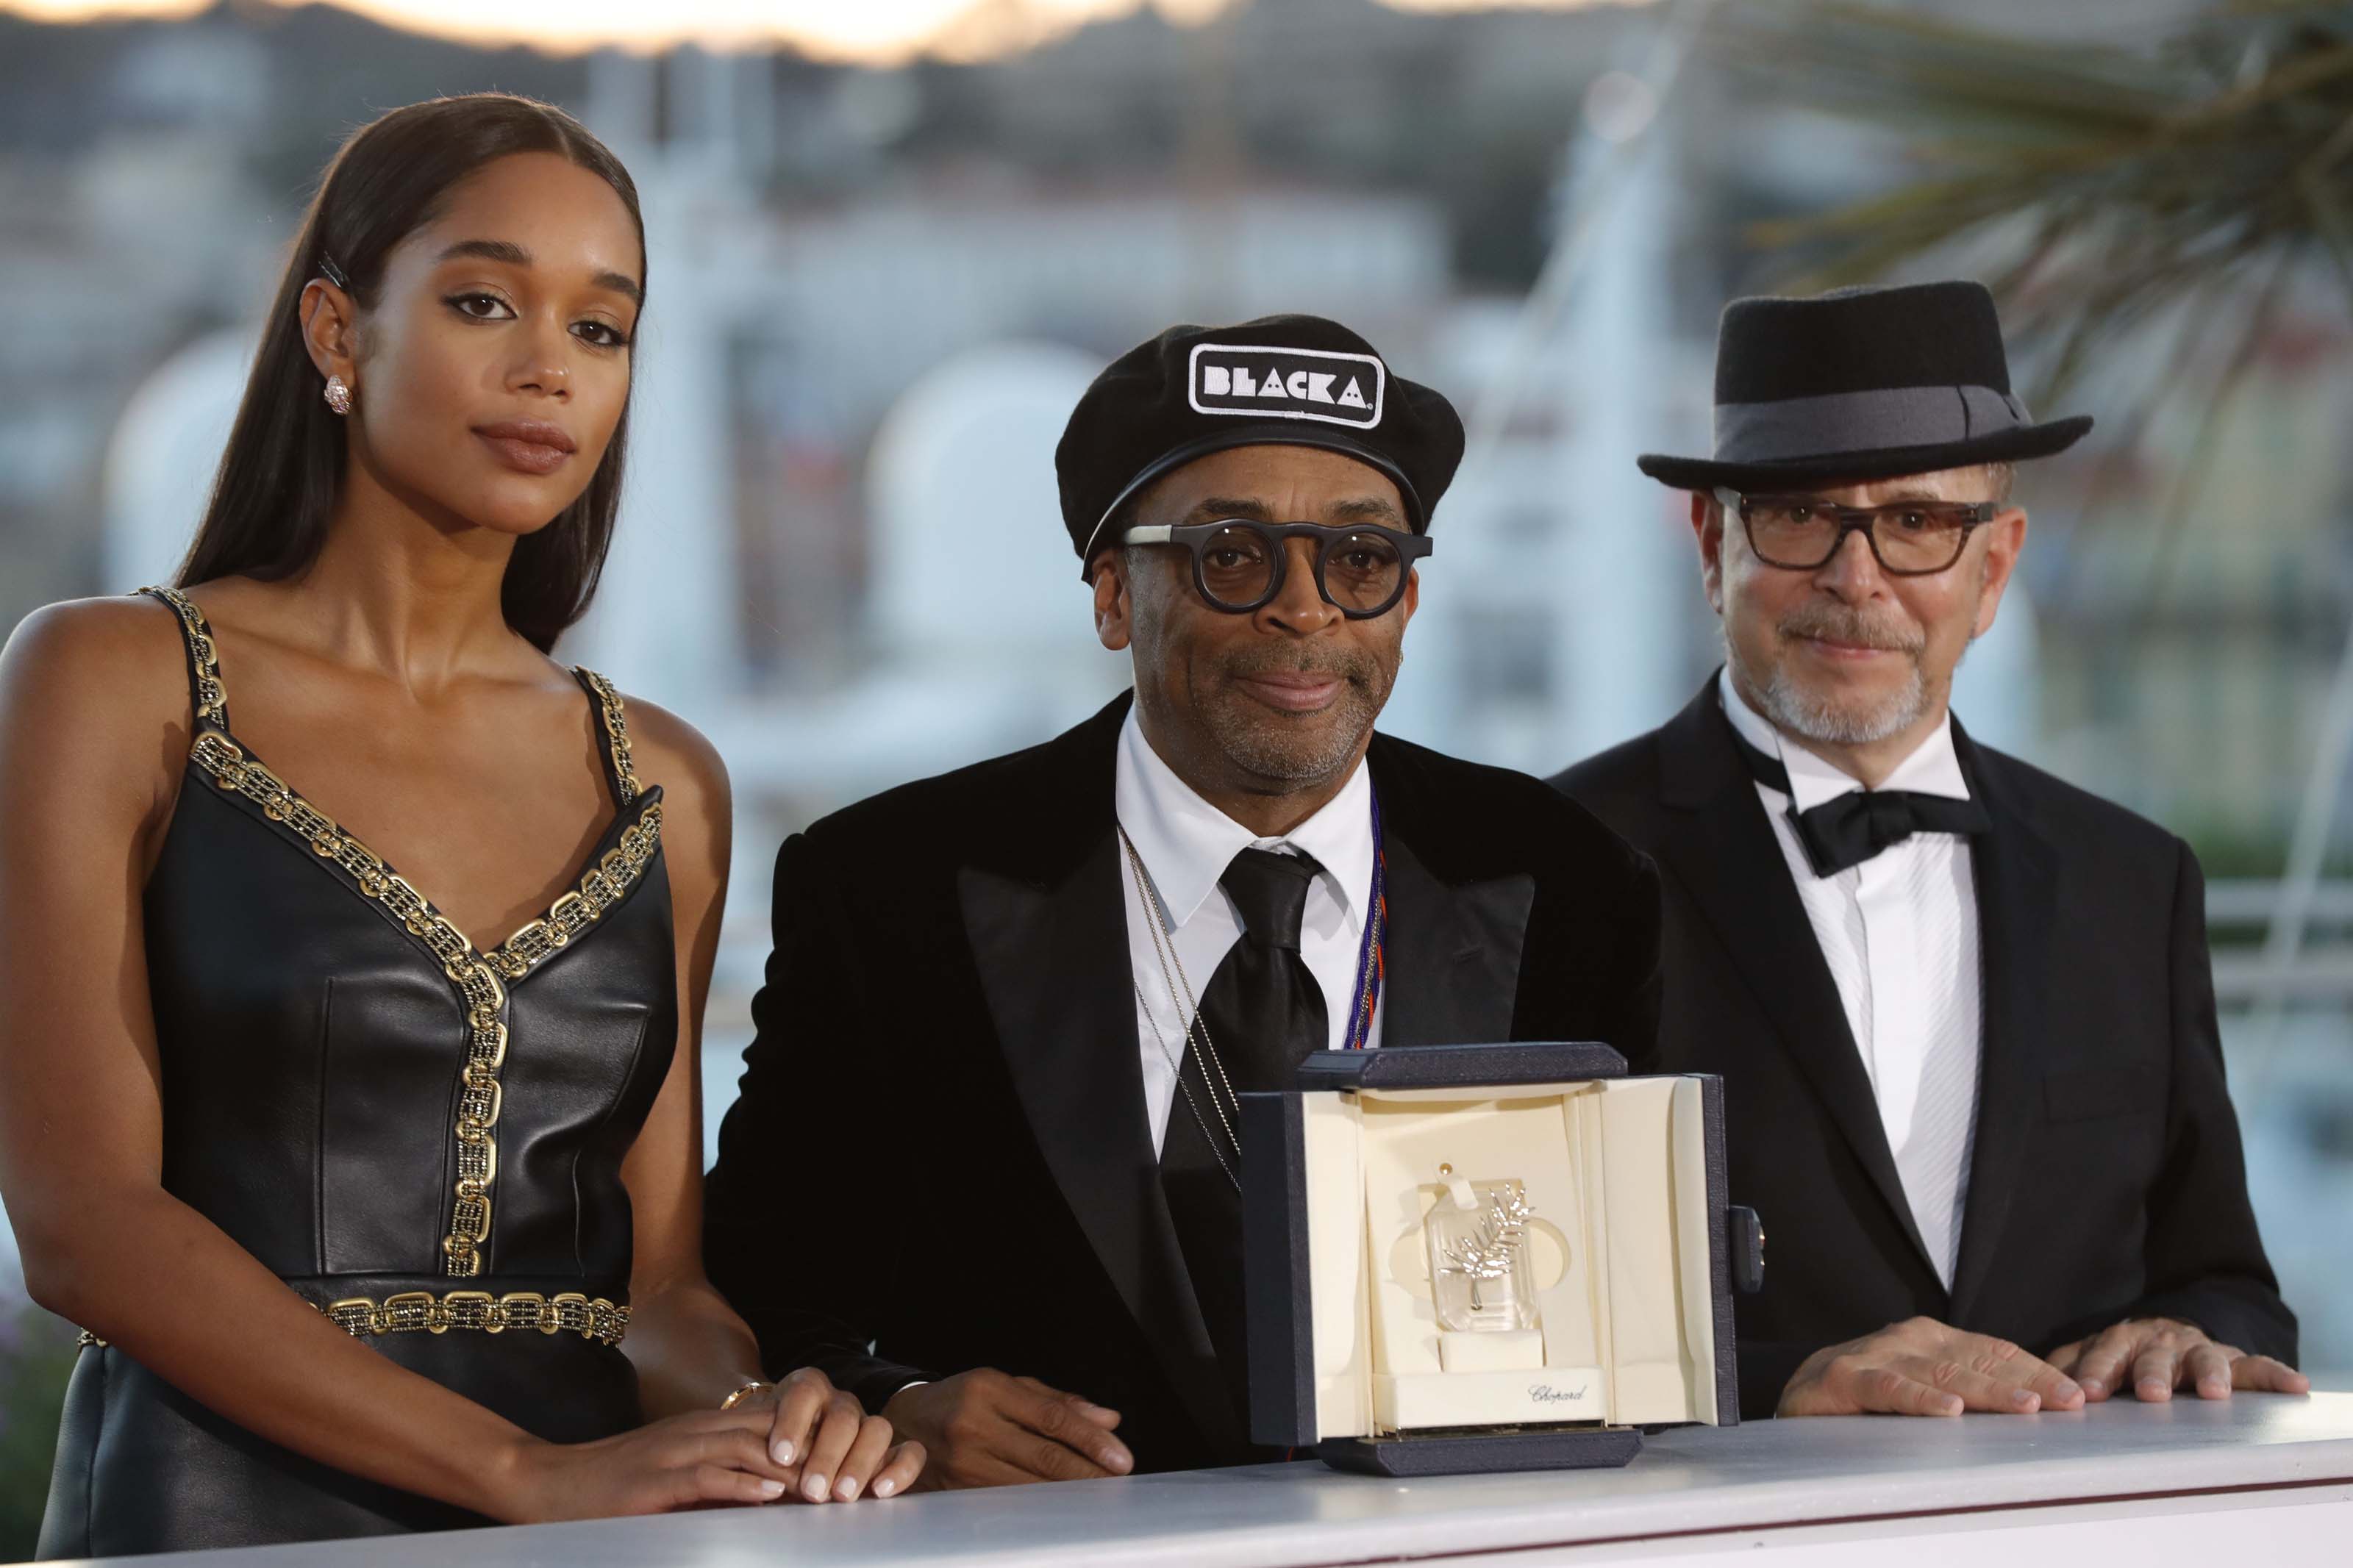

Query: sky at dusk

[1,0,1637,62]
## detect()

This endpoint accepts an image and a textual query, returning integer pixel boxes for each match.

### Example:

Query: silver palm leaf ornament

[1437,1184,1535,1311]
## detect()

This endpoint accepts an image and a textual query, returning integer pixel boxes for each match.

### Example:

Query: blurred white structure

[706,341,1126,801]
[865,338,1112,690]
[1546,129,1697,764]
[101,329,252,591]
[1392,114,1709,776]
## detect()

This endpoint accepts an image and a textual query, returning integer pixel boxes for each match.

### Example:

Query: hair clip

[319,253,351,290]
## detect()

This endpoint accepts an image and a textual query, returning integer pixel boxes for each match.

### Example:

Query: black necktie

[1724,715,1992,878]
[1160,847,1327,1428]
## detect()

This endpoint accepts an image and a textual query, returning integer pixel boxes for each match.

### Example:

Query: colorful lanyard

[1340,785,1388,1050]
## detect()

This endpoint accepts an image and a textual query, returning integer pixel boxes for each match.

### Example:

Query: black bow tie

[1724,715,1991,878]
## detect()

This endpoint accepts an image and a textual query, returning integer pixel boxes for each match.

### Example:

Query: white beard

[1751,654,1929,746]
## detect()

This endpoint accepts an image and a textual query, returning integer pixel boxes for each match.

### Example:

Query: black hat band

[1714,384,2033,467]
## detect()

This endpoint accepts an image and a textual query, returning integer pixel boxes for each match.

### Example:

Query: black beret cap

[1056,313,1466,572]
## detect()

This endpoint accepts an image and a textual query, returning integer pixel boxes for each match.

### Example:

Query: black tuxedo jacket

[704,693,1662,1471]
[1553,681,2294,1418]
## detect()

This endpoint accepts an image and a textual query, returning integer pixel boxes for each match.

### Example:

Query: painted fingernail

[771,1439,795,1466]
[836,1477,861,1501]
[804,1475,829,1503]
[874,1478,896,1498]
[758,1480,786,1499]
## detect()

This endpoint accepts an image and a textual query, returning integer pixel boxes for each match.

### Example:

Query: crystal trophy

[1425,1166,1541,1333]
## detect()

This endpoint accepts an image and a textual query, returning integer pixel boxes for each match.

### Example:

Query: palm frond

[1717,0,2353,409]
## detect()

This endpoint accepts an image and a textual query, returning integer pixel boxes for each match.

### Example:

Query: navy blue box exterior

[1318,1427,1643,1476]
[1242,1040,1742,1454]
[1702,1074,1740,1424]
[1240,1090,1315,1447]
[1293,1040,1629,1093]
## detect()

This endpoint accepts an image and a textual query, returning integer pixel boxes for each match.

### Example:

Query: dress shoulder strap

[571,667,642,807]
[139,585,231,733]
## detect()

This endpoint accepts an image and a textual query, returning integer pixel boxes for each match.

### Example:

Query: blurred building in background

[1,2,2349,1531]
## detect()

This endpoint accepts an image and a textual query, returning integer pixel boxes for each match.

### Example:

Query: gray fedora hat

[1637,280,2092,493]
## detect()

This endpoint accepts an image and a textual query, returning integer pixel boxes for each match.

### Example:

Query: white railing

[2210,880,2353,1004]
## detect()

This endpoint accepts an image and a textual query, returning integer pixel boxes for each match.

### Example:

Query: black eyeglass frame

[1713,486,2003,577]
[1121,519,1435,618]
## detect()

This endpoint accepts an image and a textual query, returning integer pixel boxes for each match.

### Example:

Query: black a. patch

[1188,343,1385,429]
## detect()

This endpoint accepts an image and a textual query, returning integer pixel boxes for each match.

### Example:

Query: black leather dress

[38,587,678,1557]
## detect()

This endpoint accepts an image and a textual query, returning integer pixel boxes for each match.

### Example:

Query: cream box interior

[1297,1076,1721,1438]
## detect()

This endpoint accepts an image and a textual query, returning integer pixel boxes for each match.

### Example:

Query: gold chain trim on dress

[149,591,665,1281]
[577,667,640,803]
[78,1290,628,1351]
[143,585,227,723]
[185,730,663,1276]
[486,806,663,980]
[324,1289,629,1345]
[182,731,513,1276]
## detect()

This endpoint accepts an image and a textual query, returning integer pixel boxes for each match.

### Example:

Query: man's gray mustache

[1777,607,1924,654]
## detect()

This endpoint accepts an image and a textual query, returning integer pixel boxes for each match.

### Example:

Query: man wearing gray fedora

[1553,281,2305,1420]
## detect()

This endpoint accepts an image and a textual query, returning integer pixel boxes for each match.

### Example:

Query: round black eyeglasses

[1714,487,2002,576]
[1122,520,1434,618]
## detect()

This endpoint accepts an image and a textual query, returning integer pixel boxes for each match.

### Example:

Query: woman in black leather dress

[0,96,922,1556]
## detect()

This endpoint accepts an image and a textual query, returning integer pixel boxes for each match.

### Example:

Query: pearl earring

[324,375,353,416]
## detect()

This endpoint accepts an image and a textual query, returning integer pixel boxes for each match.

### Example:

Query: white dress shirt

[1114,708,1383,1155]
[1719,670,1982,1289]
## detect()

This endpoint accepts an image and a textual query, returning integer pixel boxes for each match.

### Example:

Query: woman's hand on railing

[495,1404,804,1520]
[726,1364,928,1503]
[494,1367,924,1521]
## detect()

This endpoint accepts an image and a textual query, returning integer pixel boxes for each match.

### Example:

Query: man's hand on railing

[884,1367,1134,1488]
[1777,1316,2088,1417]
[2047,1318,2310,1403]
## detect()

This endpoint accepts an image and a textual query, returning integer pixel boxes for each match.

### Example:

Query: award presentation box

[1241,1042,1765,1477]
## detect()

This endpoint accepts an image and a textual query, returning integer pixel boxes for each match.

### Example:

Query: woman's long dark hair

[179,95,646,653]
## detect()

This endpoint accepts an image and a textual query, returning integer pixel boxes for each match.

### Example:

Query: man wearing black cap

[1553,281,2303,1422]
[704,315,1662,1484]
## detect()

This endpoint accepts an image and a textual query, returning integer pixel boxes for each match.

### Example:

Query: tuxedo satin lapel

[957,838,1240,1453]
[1946,730,2060,1318]
[1655,686,1940,1281]
[1379,832,1532,1048]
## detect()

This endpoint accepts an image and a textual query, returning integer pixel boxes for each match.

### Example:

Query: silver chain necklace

[1119,826,1245,1193]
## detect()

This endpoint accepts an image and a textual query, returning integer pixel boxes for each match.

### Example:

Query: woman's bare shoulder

[597,687,729,814]
[589,687,730,888]
[0,593,197,840]
[0,594,193,732]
